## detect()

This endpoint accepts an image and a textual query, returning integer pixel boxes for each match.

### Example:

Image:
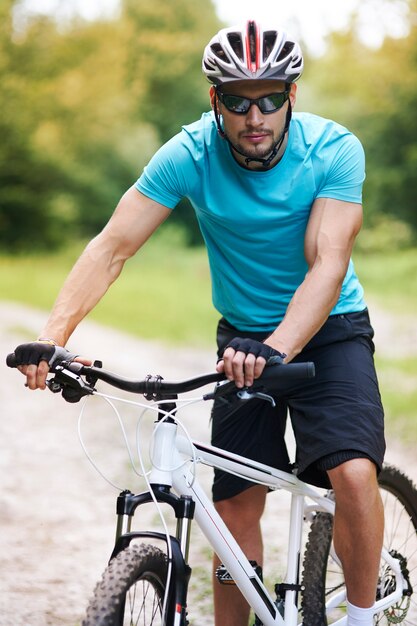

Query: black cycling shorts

[211,309,385,500]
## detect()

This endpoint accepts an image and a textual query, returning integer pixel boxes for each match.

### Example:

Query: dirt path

[0,301,416,626]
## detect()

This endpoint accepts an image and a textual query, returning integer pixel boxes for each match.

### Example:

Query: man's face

[211,79,297,169]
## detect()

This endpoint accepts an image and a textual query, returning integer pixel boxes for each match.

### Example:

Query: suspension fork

[110,408,196,625]
[114,487,195,558]
[112,488,196,626]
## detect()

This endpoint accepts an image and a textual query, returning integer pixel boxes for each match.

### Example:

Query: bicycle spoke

[124,578,163,626]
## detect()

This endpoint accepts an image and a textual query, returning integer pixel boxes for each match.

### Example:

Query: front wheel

[83,543,168,626]
[301,464,417,625]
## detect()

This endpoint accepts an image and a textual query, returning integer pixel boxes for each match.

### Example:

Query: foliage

[0,0,219,250]
[2,0,417,248]
[0,6,67,250]
[303,0,417,236]
[122,0,218,142]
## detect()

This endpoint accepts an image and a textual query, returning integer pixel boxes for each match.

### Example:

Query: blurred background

[1,0,417,434]
[1,3,416,623]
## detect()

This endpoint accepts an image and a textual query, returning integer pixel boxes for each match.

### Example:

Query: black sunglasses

[217,90,290,115]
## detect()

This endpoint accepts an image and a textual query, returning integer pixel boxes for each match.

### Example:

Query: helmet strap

[213,95,226,138]
[213,91,292,170]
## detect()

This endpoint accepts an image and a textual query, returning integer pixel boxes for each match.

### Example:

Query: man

[13,21,384,626]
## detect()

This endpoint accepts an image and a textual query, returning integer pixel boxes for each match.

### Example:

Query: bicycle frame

[6,354,414,625]
[115,419,407,626]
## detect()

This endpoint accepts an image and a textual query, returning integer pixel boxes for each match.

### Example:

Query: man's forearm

[39,236,126,346]
[37,188,172,346]
[265,264,344,361]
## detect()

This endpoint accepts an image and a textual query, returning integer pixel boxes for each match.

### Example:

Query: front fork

[111,486,195,626]
[114,485,195,555]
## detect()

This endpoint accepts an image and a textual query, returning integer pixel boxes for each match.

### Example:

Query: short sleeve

[316,133,365,203]
[135,132,197,209]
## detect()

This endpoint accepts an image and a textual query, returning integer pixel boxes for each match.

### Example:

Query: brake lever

[205,379,276,407]
[236,389,276,407]
[47,364,95,403]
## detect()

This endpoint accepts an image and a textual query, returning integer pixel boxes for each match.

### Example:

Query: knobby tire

[82,543,168,626]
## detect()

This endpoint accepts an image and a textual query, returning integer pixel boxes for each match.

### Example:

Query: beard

[229,113,288,163]
[233,131,276,159]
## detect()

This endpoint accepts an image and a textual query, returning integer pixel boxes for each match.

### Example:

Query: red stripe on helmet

[246,20,260,72]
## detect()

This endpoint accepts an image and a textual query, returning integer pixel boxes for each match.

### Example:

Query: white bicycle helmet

[202,20,303,85]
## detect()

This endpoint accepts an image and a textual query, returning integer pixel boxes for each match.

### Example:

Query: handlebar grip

[260,361,315,383]
[283,361,315,378]
[6,353,17,368]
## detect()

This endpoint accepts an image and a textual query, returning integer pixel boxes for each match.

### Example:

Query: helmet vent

[211,43,227,61]
[227,33,244,61]
[263,31,277,62]
[247,20,258,65]
[276,41,294,63]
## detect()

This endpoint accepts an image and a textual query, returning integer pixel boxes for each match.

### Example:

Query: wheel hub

[377,550,413,624]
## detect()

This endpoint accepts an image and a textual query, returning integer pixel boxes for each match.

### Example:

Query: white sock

[347,599,375,626]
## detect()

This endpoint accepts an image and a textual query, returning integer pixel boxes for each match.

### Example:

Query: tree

[358,2,417,234]
[0,4,68,250]
[122,0,219,142]
[301,0,417,237]
[0,0,220,250]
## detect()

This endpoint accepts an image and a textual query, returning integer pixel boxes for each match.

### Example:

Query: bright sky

[216,0,411,53]
[18,0,410,55]
[213,0,361,54]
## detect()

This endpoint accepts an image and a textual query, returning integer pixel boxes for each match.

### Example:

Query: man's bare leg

[213,485,268,626]
[211,459,383,625]
[328,459,384,610]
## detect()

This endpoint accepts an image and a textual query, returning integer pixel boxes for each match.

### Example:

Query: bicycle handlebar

[76,360,314,394]
[6,350,315,402]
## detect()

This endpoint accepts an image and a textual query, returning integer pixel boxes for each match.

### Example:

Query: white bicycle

[7,351,417,626]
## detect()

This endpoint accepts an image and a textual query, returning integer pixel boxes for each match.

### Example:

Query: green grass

[0,226,218,346]
[3,239,416,344]
[353,249,417,443]
[88,235,218,346]
[354,249,417,313]
[1,245,82,312]
[376,355,417,441]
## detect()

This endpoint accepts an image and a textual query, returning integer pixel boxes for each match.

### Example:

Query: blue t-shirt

[136,111,366,332]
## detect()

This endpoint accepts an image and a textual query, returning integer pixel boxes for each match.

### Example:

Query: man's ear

[289,83,297,108]
[209,86,217,110]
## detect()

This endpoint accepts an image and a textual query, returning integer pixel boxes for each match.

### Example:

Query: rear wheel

[83,543,168,626]
[301,465,417,625]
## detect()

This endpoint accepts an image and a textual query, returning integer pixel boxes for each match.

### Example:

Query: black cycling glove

[12,342,75,368]
[223,337,286,364]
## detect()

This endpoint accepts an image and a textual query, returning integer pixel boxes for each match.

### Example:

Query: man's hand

[216,337,285,388]
[12,341,91,391]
